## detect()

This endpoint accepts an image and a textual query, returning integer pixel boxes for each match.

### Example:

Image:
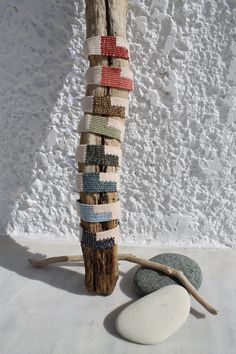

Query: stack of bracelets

[76,35,133,249]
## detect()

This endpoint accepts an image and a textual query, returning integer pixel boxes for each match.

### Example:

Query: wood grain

[78,0,128,294]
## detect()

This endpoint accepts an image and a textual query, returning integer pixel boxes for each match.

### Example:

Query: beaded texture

[75,144,122,166]
[77,199,121,222]
[81,96,129,118]
[79,224,120,249]
[84,35,129,59]
[76,172,120,193]
[85,66,134,91]
[77,34,132,249]
[78,114,125,142]
[81,234,115,249]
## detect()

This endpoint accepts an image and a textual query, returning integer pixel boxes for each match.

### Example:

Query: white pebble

[115,285,190,345]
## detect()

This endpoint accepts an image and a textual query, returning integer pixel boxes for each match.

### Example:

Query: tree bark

[78,0,129,294]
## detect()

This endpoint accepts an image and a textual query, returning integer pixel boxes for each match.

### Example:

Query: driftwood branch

[78,0,129,295]
[118,254,218,316]
[29,254,218,316]
[29,255,84,268]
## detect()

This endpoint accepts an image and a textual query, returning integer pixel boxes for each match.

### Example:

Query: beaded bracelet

[81,95,129,118]
[79,224,120,249]
[78,114,125,142]
[76,199,121,222]
[85,66,134,91]
[75,172,120,193]
[84,36,129,59]
[75,144,122,166]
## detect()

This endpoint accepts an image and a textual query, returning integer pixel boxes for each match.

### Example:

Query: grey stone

[133,253,202,296]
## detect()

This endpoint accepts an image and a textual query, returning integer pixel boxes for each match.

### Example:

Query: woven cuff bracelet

[76,172,120,193]
[81,96,129,118]
[76,200,121,222]
[84,36,129,59]
[79,224,120,249]
[75,144,122,166]
[78,114,125,142]
[85,66,134,91]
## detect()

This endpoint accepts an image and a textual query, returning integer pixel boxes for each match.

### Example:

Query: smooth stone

[133,253,202,296]
[115,285,190,345]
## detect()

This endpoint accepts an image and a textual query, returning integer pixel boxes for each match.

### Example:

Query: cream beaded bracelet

[78,114,125,142]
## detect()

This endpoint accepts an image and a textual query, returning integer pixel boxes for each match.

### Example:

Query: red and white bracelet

[84,35,130,59]
[85,66,134,91]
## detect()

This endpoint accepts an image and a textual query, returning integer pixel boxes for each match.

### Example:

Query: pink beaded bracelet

[85,66,134,91]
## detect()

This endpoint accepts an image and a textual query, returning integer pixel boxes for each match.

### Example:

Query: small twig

[29,255,84,268]
[29,253,218,315]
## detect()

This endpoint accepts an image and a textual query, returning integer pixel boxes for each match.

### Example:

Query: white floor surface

[0,236,235,354]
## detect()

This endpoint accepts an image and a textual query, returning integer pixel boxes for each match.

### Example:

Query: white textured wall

[0,0,235,247]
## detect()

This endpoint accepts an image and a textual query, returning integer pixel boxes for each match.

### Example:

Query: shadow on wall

[0,0,76,234]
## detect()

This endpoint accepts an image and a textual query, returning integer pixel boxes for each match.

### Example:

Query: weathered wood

[78,0,129,294]
[29,254,218,315]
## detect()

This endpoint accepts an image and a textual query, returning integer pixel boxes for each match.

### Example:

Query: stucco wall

[0,0,235,247]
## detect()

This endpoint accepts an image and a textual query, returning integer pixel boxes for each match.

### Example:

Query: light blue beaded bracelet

[76,199,121,223]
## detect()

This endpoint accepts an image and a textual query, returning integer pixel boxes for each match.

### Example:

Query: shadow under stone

[103,300,136,341]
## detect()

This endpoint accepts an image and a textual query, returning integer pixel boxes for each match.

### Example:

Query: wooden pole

[78,0,129,294]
